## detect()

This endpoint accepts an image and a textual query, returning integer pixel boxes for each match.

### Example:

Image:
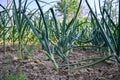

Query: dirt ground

[0,45,120,80]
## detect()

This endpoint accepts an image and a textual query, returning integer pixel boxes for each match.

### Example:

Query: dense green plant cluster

[0,0,120,73]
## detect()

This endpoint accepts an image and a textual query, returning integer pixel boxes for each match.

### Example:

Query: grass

[1,72,26,80]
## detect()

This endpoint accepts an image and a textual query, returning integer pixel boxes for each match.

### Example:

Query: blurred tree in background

[56,0,78,17]
[55,0,88,19]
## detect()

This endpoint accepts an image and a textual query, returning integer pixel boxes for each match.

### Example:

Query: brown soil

[0,45,120,80]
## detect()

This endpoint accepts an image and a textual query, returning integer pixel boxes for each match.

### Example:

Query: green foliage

[1,72,26,80]
[56,0,78,15]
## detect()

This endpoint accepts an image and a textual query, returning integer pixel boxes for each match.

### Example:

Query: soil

[0,44,120,80]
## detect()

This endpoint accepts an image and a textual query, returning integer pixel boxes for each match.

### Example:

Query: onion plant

[0,4,11,54]
[11,0,40,59]
[23,0,84,71]
[84,0,120,69]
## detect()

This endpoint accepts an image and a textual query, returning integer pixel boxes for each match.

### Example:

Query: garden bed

[0,45,120,80]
